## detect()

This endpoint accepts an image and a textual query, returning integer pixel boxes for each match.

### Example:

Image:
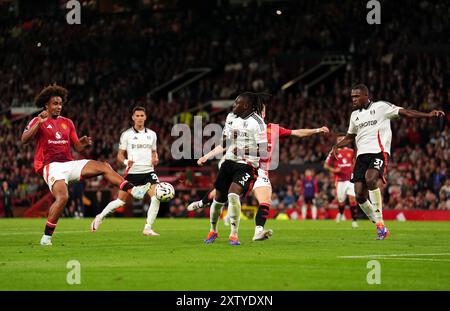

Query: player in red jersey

[324,134,359,228]
[21,84,151,246]
[188,100,329,241]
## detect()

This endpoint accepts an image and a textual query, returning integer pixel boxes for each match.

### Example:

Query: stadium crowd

[0,0,448,216]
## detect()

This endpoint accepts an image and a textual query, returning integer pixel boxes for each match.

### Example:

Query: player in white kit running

[331,84,445,240]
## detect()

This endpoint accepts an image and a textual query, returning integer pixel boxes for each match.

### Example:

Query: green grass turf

[1,218,450,290]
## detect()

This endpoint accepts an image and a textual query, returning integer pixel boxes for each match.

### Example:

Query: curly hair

[34,84,69,108]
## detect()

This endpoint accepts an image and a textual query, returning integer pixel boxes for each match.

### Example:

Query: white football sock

[146,196,160,228]
[358,200,377,223]
[311,206,317,220]
[210,200,224,232]
[255,225,263,233]
[369,188,384,225]
[228,193,241,236]
[99,199,125,219]
[301,206,307,219]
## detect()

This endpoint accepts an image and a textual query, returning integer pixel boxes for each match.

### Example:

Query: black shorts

[304,197,314,205]
[351,152,389,184]
[214,160,258,197]
[125,172,160,186]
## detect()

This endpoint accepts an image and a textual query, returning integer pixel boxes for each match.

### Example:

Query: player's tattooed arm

[331,133,356,159]
[398,108,445,119]
[21,111,48,144]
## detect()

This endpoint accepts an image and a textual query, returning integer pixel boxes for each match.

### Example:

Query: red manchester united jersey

[259,123,292,171]
[24,116,79,175]
[325,147,354,181]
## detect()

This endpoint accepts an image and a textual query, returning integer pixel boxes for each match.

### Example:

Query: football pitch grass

[1,218,450,291]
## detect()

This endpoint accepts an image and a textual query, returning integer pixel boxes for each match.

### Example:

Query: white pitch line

[338,253,450,259]
[375,257,450,262]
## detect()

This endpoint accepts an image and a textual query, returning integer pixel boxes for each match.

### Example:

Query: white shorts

[336,180,355,203]
[42,160,91,192]
[252,168,271,191]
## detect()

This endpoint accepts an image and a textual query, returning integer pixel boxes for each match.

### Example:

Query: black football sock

[255,203,270,227]
[119,181,135,192]
[44,220,57,236]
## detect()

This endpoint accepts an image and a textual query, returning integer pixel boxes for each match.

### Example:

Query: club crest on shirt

[61,123,67,130]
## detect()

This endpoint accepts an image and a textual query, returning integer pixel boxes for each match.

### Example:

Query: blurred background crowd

[0,0,448,217]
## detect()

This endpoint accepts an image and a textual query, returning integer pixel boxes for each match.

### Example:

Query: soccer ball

[155,182,175,202]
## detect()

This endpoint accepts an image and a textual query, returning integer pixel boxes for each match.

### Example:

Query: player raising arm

[190,101,329,241]
[331,84,445,240]
[22,84,151,246]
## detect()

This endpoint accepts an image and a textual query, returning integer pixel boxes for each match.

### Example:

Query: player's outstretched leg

[81,160,150,200]
[188,189,215,211]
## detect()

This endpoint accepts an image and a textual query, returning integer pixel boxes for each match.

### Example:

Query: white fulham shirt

[347,100,401,156]
[119,127,157,174]
[223,112,267,168]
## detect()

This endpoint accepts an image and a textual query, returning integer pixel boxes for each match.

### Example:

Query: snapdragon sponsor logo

[48,139,69,145]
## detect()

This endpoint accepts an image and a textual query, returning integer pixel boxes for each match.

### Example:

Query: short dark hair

[34,84,68,108]
[132,106,146,114]
[351,84,369,95]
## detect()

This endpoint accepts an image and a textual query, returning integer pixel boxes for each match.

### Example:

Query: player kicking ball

[91,106,162,236]
[203,92,269,245]
[22,84,151,246]
[332,84,445,240]
[189,99,329,241]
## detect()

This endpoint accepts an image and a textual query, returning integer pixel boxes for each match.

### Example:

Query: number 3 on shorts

[373,158,383,170]
[151,173,159,183]
[239,173,251,186]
